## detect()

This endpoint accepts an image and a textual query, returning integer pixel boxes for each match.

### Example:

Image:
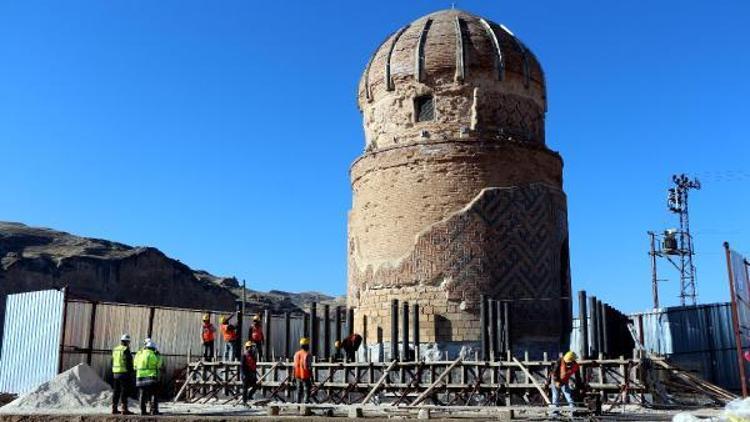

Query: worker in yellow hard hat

[548,351,581,414]
[200,313,216,361]
[249,314,265,361]
[219,314,238,362]
[241,341,258,404]
[294,337,313,403]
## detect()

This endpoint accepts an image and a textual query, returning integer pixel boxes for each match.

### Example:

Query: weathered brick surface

[348,10,571,350]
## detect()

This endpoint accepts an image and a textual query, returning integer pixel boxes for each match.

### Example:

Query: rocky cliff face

[0,222,343,319]
[0,222,238,311]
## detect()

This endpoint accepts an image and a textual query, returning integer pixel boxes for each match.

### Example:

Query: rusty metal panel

[0,290,64,393]
[92,303,150,351]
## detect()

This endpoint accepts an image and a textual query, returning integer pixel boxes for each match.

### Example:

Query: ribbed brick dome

[357,9,547,151]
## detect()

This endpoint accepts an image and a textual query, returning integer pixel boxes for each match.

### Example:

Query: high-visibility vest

[202,323,215,342]
[134,349,161,379]
[221,323,238,342]
[112,345,129,374]
[293,349,311,380]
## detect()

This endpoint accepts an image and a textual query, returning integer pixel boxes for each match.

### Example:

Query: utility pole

[648,174,701,308]
[648,231,659,309]
[668,174,701,306]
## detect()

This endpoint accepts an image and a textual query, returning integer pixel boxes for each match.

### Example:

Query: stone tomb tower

[348,9,571,354]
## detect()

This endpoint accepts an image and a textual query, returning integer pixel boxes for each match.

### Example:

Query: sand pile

[0,363,112,413]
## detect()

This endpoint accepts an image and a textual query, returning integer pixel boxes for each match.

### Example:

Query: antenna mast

[648,174,701,307]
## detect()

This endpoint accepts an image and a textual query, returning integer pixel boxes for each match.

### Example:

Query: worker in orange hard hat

[294,337,313,403]
[249,314,265,361]
[241,341,258,404]
[201,313,216,361]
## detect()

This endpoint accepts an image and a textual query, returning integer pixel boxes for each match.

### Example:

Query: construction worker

[201,313,216,361]
[293,337,313,403]
[549,351,582,412]
[249,314,265,361]
[134,339,163,416]
[241,341,258,404]
[220,314,239,361]
[334,333,363,362]
[111,333,134,415]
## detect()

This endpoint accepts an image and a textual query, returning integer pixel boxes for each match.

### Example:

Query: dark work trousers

[112,375,130,411]
[295,378,312,403]
[202,341,214,361]
[242,372,257,403]
[139,384,159,415]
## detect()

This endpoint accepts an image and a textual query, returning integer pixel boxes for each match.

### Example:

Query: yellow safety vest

[112,345,129,374]
[134,349,161,379]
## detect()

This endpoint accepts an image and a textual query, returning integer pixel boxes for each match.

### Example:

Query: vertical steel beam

[234,301,242,361]
[402,301,409,361]
[86,302,97,365]
[413,303,420,362]
[323,304,331,361]
[595,300,604,355]
[588,295,598,356]
[58,287,69,374]
[480,295,490,361]
[600,302,609,357]
[489,299,499,361]
[502,301,512,355]
[347,308,355,337]
[284,312,291,359]
[334,306,342,360]
[578,291,588,359]
[310,302,318,359]
[391,299,399,361]
[264,309,271,361]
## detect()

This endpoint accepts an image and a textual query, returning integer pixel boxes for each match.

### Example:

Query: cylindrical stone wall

[348,9,572,355]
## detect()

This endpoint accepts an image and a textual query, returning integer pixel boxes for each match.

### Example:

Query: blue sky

[1,1,748,313]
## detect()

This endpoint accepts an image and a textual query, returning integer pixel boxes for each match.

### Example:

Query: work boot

[111,406,118,415]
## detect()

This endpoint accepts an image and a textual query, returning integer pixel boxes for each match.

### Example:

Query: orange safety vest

[202,323,215,342]
[221,323,238,342]
[293,349,311,380]
[251,325,264,343]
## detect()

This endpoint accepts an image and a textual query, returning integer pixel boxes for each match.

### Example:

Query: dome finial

[451,2,456,9]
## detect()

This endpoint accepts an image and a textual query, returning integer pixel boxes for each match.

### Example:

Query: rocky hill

[0,222,342,325]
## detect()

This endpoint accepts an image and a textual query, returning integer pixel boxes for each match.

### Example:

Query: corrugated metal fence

[0,290,65,394]
[0,289,349,394]
[632,302,747,392]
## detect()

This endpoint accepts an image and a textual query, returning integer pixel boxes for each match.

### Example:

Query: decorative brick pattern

[349,184,570,346]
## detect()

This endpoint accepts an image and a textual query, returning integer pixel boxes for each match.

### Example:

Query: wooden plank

[360,360,398,404]
[512,357,550,405]
[411,356,463,406]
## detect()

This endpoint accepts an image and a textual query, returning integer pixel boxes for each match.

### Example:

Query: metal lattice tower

[648,174,701,308]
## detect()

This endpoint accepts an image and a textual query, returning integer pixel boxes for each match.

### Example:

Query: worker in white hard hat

[111,333,134,415]
[241,341,258,404]
[134,339,163,415]
[548,351,582,414]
